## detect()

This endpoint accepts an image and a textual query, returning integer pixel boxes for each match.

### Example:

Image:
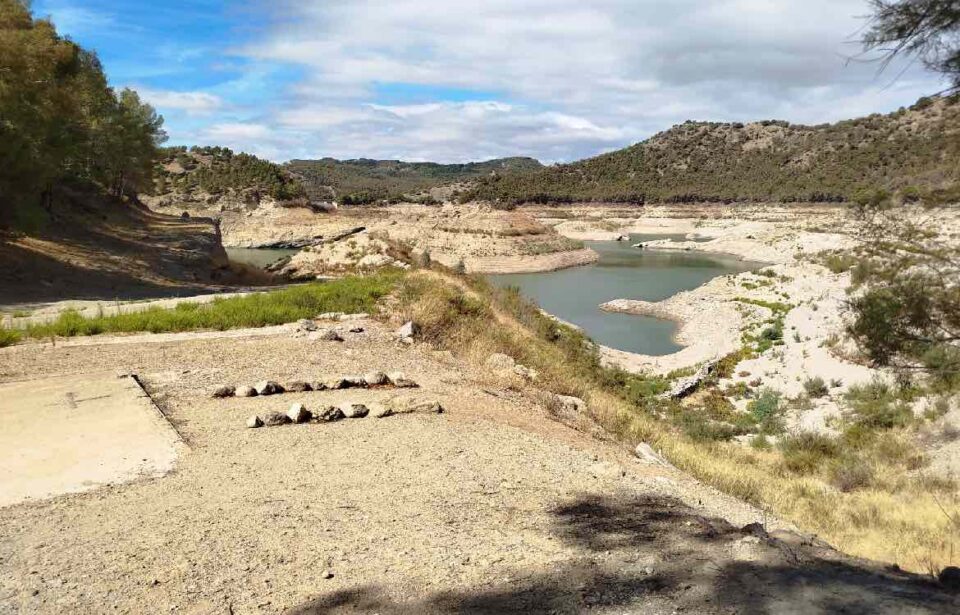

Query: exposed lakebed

[225,247,300,269]
[489,235,760,356]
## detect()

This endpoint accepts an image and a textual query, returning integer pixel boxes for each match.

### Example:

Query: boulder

[262,411,292,427]
[212,385,236,399]
[317,312,345,320]
[297,319,318,332]
[396,321,418,339]
[615,234,628,241]
[663,362,715,400]
[635,443,671,467]
[317,329,344,342]
[552,395,586,415]
[246,415,263,428]
[254,380,283,396]
[514,364,539,381]
[236,385,257,398]
[286,403,311,424]
[325,377,350,390]
[340,403,370,419]
[486,353,516,372]
[316,405,345,422]
[285,381,313,393]
[387,372,417,388]
[357,253,394,269]
[363,371,388,386]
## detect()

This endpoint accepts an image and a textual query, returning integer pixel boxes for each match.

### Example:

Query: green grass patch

[6,271,403,342]
[0,327,22,348]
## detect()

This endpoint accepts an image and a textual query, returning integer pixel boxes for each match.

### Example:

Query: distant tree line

[0,0,167,228]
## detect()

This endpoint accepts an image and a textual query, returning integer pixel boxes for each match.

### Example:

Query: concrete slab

[0,372,184,507]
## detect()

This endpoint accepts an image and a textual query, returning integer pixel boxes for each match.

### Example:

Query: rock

[340,403,369,419]
[399,337,414,346]
[262,411,292,427]
[212,385,236,398]
[663,362,715,400]
[387,397,444,415]
[297,319,318,332]
[486,353,516,372]
[552,395,586,415]
[317,329,344,342]
[741,522,769,539]
[363,371,388,386]
[339,313,369,321]
[939,566,960,592]
[236,385,257,398]
[285,381,313,393]
[325,377,350,390]
[396,321,418,339]
[322,570,334,580]
[286,403,311,424]
[357,253,394,269]
[632,243,645,249]
[315,406,345,422]
[635,443,670,466]
[387,372,417,388]
[342,375,367,388]
[316,312,345,320]
[246,415,263,428]
[369,403,393,418]
[513,364,538,381]
[348,326,365,333]
[254,380,283,396]
[615,234,628,241]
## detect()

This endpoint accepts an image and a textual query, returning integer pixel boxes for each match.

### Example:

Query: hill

[285,156,543,205]
[464,96,960,206]
[148,146,307,210]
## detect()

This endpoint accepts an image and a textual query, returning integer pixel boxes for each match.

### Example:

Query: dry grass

[395,270,960,575]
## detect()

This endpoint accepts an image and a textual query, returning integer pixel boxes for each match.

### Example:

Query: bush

[803,376,829,398]
[779,431,841,474]
[844,379,914,430]
[829,457,874,492]
[748,388,781,421]
[0,327,22,348]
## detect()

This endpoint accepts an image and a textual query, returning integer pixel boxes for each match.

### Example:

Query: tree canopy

[0,0,167,227]
[863,0,960,93]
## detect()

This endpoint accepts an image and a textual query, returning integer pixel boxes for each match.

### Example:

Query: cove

[488,234,760,356]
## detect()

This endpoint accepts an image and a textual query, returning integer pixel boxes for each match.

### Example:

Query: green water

[225,248,300,269]
[489,234,760,356]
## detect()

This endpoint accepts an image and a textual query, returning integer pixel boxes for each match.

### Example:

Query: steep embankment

[466,96,960,205]
[0,186,232,306]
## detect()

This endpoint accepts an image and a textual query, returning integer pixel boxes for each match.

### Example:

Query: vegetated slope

[465,96,960,205]
[150,146,307,209]
[285,156,543,204]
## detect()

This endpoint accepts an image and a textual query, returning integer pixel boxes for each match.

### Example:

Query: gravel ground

[0,321,954,614]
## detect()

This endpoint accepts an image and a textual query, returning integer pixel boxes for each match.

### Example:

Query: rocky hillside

[285,156,543,205]
[147,146,308,212]
[465,96,960,205]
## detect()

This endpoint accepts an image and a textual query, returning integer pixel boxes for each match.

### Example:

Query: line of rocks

[211,372,417,399]
[247,397,444,428]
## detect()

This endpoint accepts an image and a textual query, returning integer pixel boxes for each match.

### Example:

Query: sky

[33,0,946,164]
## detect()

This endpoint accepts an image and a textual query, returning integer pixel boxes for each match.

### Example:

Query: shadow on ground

[288,494,956,614]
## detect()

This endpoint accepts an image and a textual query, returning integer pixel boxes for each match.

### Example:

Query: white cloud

[211,0,946,162]
[137,89,224,116]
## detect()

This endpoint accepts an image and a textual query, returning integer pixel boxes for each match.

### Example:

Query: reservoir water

[488,235,760,356]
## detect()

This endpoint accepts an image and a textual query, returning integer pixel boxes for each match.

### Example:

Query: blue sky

[34,0,946,163]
